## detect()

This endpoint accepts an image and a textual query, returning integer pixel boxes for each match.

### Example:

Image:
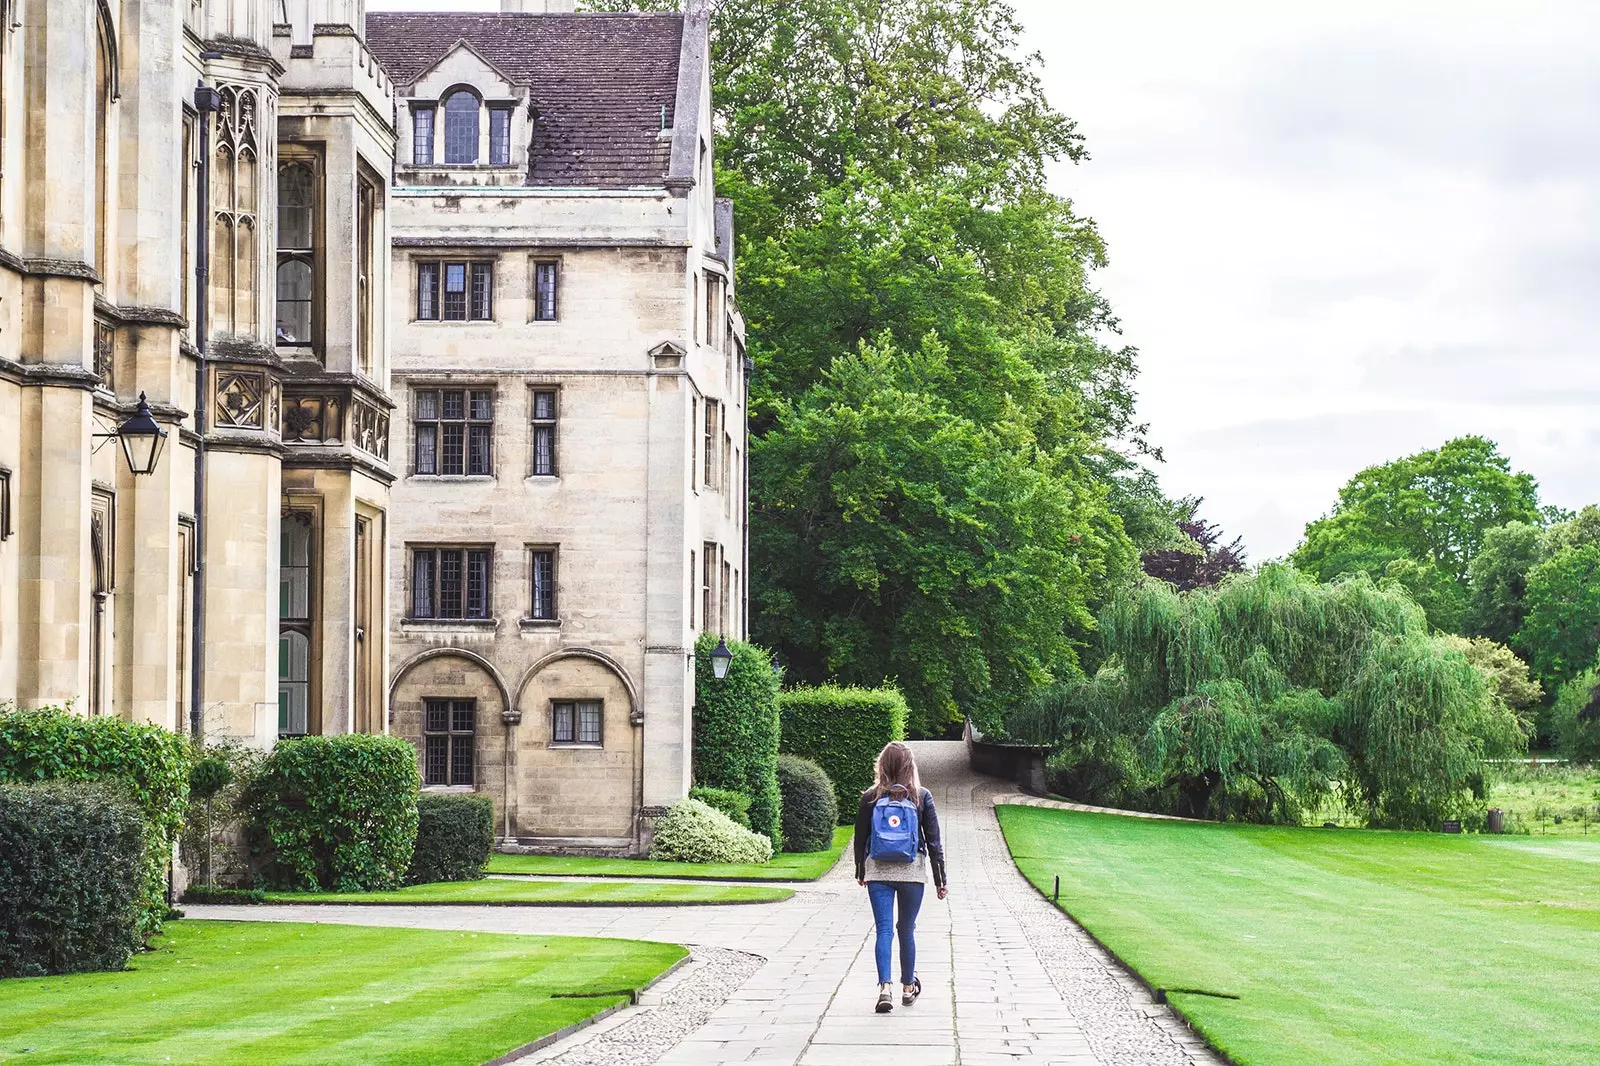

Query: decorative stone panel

[282,393,345,444]
[350,396,390,460]
[215,370,266,428]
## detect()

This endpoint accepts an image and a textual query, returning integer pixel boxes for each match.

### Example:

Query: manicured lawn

[263,879,792,905]
[0,920,684,1066]
[486,825,853,880]
[998,804,1600,1066]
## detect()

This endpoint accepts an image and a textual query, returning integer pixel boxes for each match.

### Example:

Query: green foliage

[0,781,146,976]
[188,755,233,803]
[1294,436,1541,586]
[693,633,783,847]
[648,798,773,864]
[1008,566,1525,828]
[0,705,191,938]
[241,734,420,892]
[180,885,266,905]
[688,786,752,828]
[777,683,909,817]
[1439,634,1543,734]
[1379,557,1467,633]
[406,794,494,885]
[776,754,838,852]
[1465,520,1544,644]
[1517,543,1600,693]
[1551,667,1600,763]
[179,741,260,890]
[590,0,1149,732]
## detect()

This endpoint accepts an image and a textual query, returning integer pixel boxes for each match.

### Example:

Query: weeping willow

[1008,564,1524,828]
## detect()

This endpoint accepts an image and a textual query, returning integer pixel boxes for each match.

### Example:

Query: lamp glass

[710,638,733,680]
[117,393,169,476]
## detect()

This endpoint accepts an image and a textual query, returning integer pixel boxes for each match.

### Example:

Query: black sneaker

[876,983,894,1013]
[902,976,921,1006]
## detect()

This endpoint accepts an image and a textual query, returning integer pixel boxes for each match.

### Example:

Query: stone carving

[350,397,390,460]
[93,321,115,388]
[281,393,345,444]
[214,370,265,428]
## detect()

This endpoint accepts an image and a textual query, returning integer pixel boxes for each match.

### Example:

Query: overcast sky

[369,0,1600,559]
[1012,0,1600,558]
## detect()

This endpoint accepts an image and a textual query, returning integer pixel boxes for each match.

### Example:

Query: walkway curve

[187,741,1224,1065]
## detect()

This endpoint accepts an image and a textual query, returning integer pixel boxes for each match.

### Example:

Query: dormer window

[489,107,512,166]
[412,107,435,165]
[443,90,480,164]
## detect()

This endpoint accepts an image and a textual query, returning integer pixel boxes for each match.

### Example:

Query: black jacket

[854,787,947,889]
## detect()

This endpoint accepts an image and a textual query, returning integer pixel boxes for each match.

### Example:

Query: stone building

[367,0,748,852]
[0,0,396,744]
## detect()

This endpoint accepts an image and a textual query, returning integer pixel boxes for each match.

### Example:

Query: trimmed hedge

[181,885,266,905]
[407,793,494,884]
[777,685,909,820]
[693,633,783,848]
[776,755,837,853]
[0,705,191,938]
[242,734,420,892]
[649,798,773,864]
[689,785,752,828]
[0,781,147,976]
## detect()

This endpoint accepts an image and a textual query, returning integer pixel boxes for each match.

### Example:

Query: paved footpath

[190,742,1223,1066]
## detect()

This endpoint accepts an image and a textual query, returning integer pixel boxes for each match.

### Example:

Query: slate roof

[364,12,684,188]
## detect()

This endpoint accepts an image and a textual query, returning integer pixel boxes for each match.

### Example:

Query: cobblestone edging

[977,783,1227,1065]
[508,946,765,1066]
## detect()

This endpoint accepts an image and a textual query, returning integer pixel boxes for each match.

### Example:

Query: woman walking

[855,741,947,1013]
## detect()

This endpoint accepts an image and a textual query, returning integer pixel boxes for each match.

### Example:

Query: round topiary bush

[776,755,837,853]
[407,793,494,885]
[649,798,772,864]
[688,785,752,828]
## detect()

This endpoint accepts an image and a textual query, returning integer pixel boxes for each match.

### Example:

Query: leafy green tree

[1516,544,1600,693]
[1439,634,1542,735]
[1464,521,1543,645]
[753,337,1132,735]
[1294,436,1542,587]
[1378,557,1467,634]
[1551,665,1600,762]
[1007,566,1524,829]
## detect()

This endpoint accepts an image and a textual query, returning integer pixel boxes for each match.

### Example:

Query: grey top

[862,851,929,884]
[853,786,947,888]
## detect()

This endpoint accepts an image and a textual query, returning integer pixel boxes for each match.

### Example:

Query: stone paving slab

[186,741,1224,1066]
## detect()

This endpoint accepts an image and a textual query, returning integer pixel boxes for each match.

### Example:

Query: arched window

[278,513,313,736]
[443,90,479,164]
[276,161,316,346]
[93,20,112,279]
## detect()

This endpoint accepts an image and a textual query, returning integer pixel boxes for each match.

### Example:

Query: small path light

[709,638,733,681]
[93,392,169,476]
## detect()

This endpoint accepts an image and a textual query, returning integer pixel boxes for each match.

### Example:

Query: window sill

[548,743,604,751]
[524,474,560,483]
[421,784,478,794]
[519,617,562,631]
[408,319,498,326]
[408,474,496,483]
[401,617,499,633]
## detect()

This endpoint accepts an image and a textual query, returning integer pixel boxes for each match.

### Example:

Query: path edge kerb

[992,800,1241,1066]
[478,952,693,1066]
[257,895,795,908]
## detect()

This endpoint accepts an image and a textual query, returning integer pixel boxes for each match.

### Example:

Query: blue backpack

[868,785,921,864]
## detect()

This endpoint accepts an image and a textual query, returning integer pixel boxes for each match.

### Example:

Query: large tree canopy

[600,0,1158,731]
[1293,436,1542,587]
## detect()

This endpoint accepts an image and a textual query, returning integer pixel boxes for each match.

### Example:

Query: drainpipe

[189,77,221,741]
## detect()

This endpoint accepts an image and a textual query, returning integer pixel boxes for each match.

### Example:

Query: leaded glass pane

[443,92,479,164]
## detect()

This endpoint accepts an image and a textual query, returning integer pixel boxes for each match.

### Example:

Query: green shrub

[689,785,752,828]
[776,754,837,852]
[0,781,147,976]
[180,885,266,905]
[180,741,261,890]
[407,793,494,885]
[778,685,909,820]
[693,633,783,848]
[1553,668,1600,763]
[0,705,191,938]
[649,798,773,864]
[242,734,419,892]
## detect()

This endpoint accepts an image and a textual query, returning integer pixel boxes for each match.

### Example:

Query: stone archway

[388,648,512,834]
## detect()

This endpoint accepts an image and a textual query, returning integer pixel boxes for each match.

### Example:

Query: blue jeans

[866,880,925,985]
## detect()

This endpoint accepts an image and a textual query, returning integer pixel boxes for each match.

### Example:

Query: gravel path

[186,741,1225,1065]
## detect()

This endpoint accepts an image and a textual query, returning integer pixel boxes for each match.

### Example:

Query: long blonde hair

[871,741,922,806]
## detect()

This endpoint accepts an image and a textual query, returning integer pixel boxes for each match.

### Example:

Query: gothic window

[278,513,313,737]
[357,174,377,375]
[423,699,475,785]
[276,160,317,347]
[93,21,113,281]
[414,388,493,476]
[530,389,557,476]
[533,260,559,321]
[89,492,115,717]
[489,107,512,165]
[703,400,719,488]
[417,260,493,321]
[410,547,492,620]
[443,90,479,164]
[529,547,556,620]
[412,106,435,165]
[702,541,717,633]
[210,86,261,338]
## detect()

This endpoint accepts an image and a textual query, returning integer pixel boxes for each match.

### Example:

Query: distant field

[998,804,1600,1066]
[0,921,684,1066]
[487,825,852,881]
[1306,761,1600,836]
